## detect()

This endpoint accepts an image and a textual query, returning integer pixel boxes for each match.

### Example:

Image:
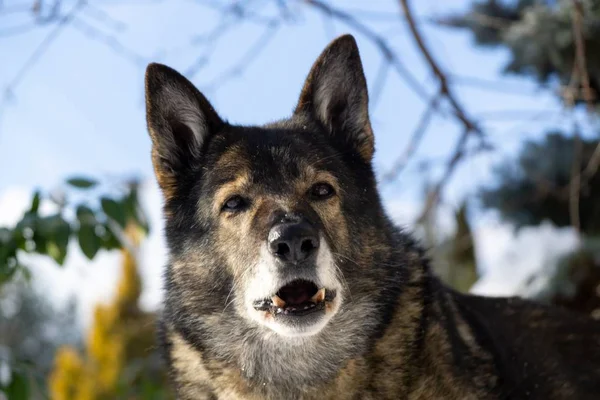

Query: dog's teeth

[311,288,326,303]
[271,295,286,308]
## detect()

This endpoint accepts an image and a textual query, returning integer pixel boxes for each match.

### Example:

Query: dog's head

[146,35,387,339]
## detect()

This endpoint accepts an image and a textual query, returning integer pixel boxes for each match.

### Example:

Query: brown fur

[145,34,600,399]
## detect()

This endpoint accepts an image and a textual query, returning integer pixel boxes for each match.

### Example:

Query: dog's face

[199,133,347,337]
[146,35,382,338]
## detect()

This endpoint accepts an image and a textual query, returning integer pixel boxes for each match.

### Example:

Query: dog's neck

[175,242,435,398]
[198,288,383,393]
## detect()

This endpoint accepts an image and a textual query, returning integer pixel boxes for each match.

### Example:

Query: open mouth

[252,279,337,317]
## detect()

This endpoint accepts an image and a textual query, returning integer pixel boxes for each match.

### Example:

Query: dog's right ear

[294,35,374,162]
[145,63,223,198]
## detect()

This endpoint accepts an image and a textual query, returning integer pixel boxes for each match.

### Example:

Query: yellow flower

[48,346,85,400]
[48,220,155,399]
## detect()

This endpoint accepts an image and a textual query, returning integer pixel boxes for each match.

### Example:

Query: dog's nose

[268,221,319,263]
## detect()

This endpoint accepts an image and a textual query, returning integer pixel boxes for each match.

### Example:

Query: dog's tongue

[277,281,315,305]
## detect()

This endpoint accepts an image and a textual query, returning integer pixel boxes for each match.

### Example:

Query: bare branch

[381,93,441,184]
[416,127,471,223]
[570,126,582,233]
[449,74,541,97]
[571,0,595,111]
[304,0,431,102]
[370,58,390,110]
[399,0,482,138]
[203,22,281,92]
[565,0,598,232]
[184,19,238,78]
[398,0,485,221]
[2,0,85,99]
[0,23,38,37]
[81,3,127,32]
[71,18,147,67]
[572,0,600,191]
[473,109,559,120]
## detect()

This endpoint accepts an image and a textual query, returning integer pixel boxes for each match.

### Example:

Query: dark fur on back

[145,35,600,399]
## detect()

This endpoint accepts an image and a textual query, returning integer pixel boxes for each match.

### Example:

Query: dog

[144,34,600,399]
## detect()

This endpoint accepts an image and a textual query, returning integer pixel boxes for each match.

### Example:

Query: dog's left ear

[295,34,374,162]
[145,63,224,198]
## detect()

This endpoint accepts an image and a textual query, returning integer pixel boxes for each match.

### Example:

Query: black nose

[268,221,319,263]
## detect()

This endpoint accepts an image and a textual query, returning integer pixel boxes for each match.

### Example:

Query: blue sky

[0,0,583,321]
[0,0,568,207]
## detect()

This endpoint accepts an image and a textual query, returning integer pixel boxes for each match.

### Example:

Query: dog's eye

[309,183,335,200]
[222,195,247,212]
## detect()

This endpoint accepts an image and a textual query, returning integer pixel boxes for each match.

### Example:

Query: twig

[462,11,511,30]
[70,18,147,66]
[381,93,441,184]
[582,143,600,179]
[303,0,489,201]
[571,0,600,190]
[570,124,582,233]
[199,0,281,26]
[571,0,595,111]
[304,0,431,102]
[399,0,482,138]
[203,22,281,92]
[0,23,39,37]
[184,19,234,78]
[473,109,558,120]
[449,74,540,97]
[370,58,390,110]
[0,0,84,146]
[569,128,583,232]
[567,0,596,232]
[3,0,84,97]
[398,0,484,221]
[81,2,127,32]
[417,127,471,223]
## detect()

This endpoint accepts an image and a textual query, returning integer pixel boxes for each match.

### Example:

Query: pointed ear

[295,34,374,162]
[145,63,223,198]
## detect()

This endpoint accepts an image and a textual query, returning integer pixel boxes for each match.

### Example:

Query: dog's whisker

[221,267,250,315]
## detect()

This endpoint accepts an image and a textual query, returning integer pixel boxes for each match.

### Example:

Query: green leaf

[13,213,37,254]
[101,197,126,228]
[19,264,32,282]
[124,188,150,234]
[0,259,18,285]
[66,177,98,189]
[44,215,70,265]
[0,229,18,276]
[29,190,41,214]
[2,370,30,400]
[0,227,12,245]
[76,205,96,224]
[99,223,122,251]
[78,223,100,260]
[76,205,101,259]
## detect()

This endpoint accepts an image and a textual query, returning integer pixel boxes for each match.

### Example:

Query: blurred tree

[444,0,600,107]
[0,175,152,399]
[522,238,600,318]
[0,281,79,400]
[446,0,600,314]
[0,177,149,286]
[479,132,600,235]
[48,221,171,400]
[446,203,479,293]
[429,202,479,293]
